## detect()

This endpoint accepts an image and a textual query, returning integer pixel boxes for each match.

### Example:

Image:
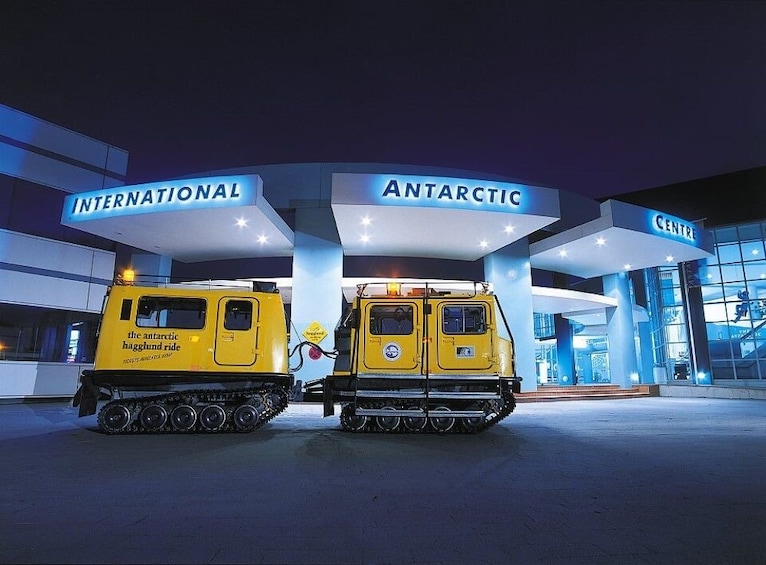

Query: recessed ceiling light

[257,235,268,244]
[596,237,606,246]
[666,255,674,262]
[360,234,370,243]
[504,225,515,234]
[624,263,631,270]
[479,240,489,249]
[236,217,248,228]
[361,216,372,226]
[559,249,568,257]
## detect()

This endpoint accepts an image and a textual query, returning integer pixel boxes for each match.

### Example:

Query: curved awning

[60,174,294,262]
[330,172,561,260]
[530,200,714,278]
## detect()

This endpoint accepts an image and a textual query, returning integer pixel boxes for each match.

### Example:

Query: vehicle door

[436,300,494,371]
[361,301,421,372]
[215,297,259,366]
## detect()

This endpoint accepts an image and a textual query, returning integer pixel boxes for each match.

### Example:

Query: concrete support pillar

[579,350,595,383]
[603,272,638,389]
[555,314,575,386]
[631,271,655,384]
[483,238,536,392]
[680,263,713,385]
[290,207,343,385]
[551,271,574,386]
[638,321,655,383]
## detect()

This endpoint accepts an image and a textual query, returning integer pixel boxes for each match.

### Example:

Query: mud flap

[323,379,335,417]
[72,376,100,417]
[500,377,522,395]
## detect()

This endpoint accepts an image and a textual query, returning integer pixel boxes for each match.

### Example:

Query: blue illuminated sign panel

[380,178,523,210]
[61,175,258,223]
[650,213,697,243]
[332,173,559,217]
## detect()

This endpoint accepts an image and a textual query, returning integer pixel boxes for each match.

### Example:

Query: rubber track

[97,387,289,434]
[338,389,517,434]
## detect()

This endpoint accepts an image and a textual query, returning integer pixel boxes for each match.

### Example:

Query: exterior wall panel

[0,362,92,399]
[0,143,122,193]
[0,270,108,313]
[0,229,114,279]
[0,229,114,312]
[0,105,128,176]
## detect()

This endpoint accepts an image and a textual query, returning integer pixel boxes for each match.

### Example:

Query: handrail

[739,317,766,341]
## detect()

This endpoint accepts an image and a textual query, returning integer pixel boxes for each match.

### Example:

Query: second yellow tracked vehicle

[311,281,522,433]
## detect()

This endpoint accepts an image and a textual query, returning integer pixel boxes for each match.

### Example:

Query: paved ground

[1,397,765,565]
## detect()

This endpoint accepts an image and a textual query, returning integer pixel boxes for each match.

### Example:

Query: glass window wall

[649,220,766,383]
[702,221,766,380]
[654,266,691,379]
[0,303,99,363]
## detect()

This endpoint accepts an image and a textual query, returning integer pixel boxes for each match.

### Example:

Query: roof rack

[113,273,280,293]
[355,280,491,299]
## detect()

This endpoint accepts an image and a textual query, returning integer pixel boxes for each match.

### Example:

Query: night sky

[2,0,765,198]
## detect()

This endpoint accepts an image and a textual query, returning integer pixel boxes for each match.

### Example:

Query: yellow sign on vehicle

[303,321,328,344]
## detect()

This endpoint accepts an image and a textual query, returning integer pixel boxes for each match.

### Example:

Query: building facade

[0,104,127,397]
[3,103,761,400]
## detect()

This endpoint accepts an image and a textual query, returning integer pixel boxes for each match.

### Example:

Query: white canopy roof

[60,173,713,279]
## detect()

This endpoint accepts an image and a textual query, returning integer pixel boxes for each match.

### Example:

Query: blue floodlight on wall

[695,371,712,385]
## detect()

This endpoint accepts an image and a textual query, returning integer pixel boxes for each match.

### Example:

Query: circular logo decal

[383,342,402,361]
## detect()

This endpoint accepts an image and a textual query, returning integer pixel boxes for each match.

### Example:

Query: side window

[120,299,132,321]
[442,305,486,334]
[224,300,252,331]
[136,297,206,329]
[369,305,414,335]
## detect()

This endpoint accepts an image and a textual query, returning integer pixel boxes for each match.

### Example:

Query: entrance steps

[516,384,659,403]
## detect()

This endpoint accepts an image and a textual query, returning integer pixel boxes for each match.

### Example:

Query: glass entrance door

[574,336,611,383]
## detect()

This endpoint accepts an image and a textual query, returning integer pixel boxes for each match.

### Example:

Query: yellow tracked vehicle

[310,281,522,433]
[73,280,293,434]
